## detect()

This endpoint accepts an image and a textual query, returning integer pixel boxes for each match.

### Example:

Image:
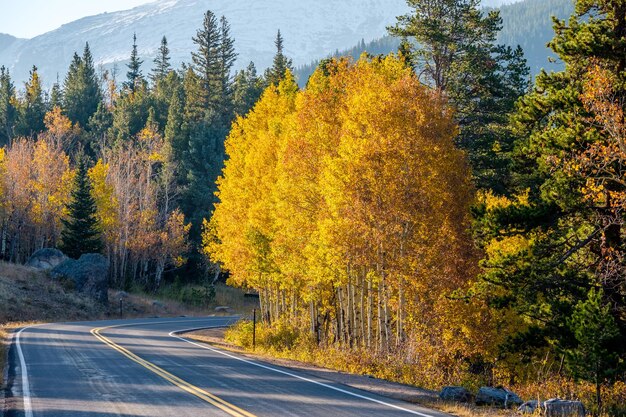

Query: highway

[3,317,451,416]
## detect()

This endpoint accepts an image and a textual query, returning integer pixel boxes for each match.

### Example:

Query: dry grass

[421,400,516,417]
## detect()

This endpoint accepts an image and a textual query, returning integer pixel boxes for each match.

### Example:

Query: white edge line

[169,327,438,417]
[14,317,234,417]
[15,325,36,417]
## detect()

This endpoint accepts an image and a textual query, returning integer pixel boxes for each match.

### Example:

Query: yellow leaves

[0,136,73,253]
[485,235,531,260]
[44,107,78,141]
[480,188,530,211]
[210,53,477,349]
[88,160,118,240]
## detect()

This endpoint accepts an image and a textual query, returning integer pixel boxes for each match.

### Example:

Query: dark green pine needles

[60,160,103,259]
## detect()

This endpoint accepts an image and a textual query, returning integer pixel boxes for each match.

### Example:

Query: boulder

[475,386,522,408]
[51,253,109,303]
[518,400,540,414]
[439,386,472,403]
[27,248,67,270]
[544,399,585,417]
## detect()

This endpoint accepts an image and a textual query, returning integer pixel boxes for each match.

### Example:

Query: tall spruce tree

[49,74,62,109]
[232,61,263,116]
[389,0,529,192]
[474,0,626,376]
[63,43,103,129]
[191,10,221,116]
[60,160,103,259]
[265,30,293,86]
[0,66,16,147]
[150,36,171,84]
[218,15,237,119]
[125,33,144,93]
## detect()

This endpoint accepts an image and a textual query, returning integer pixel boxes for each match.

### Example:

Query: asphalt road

[3,317,452,417]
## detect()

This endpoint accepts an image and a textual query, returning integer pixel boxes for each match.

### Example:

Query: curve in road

[5,317,452,417]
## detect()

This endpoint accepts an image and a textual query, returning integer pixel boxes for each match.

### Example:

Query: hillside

[0,0,409,87]
[295,0,574,82]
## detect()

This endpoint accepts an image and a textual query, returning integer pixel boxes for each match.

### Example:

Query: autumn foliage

[208,56,492,386]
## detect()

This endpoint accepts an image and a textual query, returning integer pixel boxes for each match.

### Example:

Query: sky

[0,0,153,38]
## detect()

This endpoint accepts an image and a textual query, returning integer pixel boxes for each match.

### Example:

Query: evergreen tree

[191,10,221,116]
[63,43,103,129]
[125,33,144,93]
[566,288,622,412]
[265,30,293,86]
[87,102,113,154]
[164,85,186,161]
[150,36,171,84]
[60,160,103,259]
[218,15,237,119]
[0,66,16,147]
[181,112,228,239]
[232,62,263,116]
[389,0,529,192]
[16,66,46,137]
[474,0,626,369]
[49,75,62,109]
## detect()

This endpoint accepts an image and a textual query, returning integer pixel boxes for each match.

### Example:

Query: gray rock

[475,386,522,408]
[440,386,472,403]
[518,400,540,414]
[51,253,109,303]
[27,248,67,270]
[544,399,585,417]
[214,306,231,313]
[152,300,165,309]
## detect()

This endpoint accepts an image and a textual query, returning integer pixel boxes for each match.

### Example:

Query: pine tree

[218,15,237,120]
[389,0,529,192]
[125,33,144,93]
[62,43,103,129]
[475,0,626,367]
[150,36,171,84]
[87,102,113,154]
[0,66,16,147]
[566,288,622,413]
[164,85,185,161]
[232,62,263,116]
[191,10,221,115]
[60,160,103,259]
[265,30,293,86]
[181,113,228,239]
[49,74,62,109]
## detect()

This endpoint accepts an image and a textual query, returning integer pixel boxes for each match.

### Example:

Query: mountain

[295,0,574,83]
[0,0,409,88]
[496,0,574,73]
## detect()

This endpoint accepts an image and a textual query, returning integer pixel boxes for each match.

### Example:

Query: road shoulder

[186,328,439,406]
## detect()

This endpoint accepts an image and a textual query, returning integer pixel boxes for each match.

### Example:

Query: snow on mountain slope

[0,0,409,87]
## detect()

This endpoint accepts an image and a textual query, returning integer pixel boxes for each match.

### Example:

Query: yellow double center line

[91,326,257,417]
